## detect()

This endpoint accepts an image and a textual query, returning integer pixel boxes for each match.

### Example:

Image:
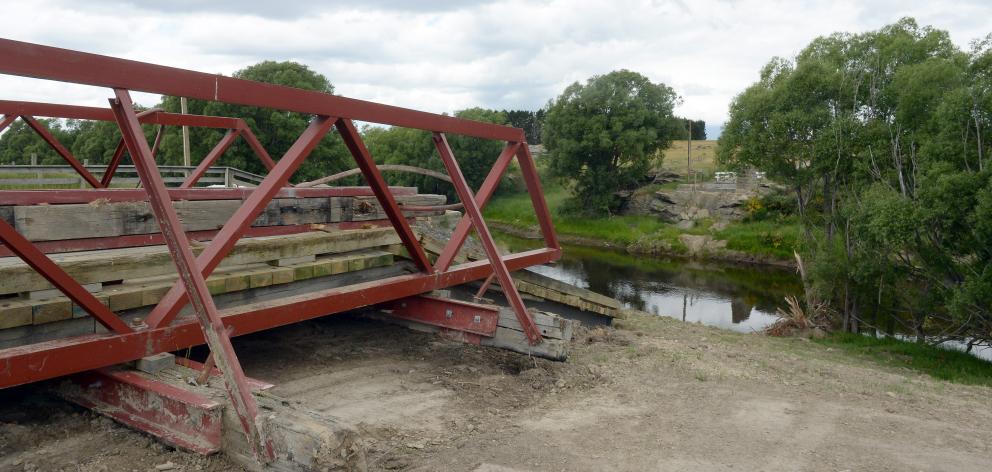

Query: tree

[503,109,544,144]
[0,118,78,165]
[155,61,352,182]
[720,17,992,346]
[543,70,680,214]
[689,119,707,140]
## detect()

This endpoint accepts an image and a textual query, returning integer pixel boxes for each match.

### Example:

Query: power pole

[687,120,693,189]
[180,97,191,167]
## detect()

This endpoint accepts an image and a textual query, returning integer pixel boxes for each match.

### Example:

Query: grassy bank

[815,333,992,386]
[485,184,801,261]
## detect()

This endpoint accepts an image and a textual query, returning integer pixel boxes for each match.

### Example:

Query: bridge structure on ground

[0,38,563,467]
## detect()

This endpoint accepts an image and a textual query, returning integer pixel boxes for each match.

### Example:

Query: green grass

[486,185,682,248]
[486,183,800,260]
[815,333,992,386]
[714,218,803,260]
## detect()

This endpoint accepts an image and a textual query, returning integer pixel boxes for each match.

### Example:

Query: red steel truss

[0,100,276,187]
[0,39,560,461]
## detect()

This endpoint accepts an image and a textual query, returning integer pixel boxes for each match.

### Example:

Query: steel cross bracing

[0,100,276,188]
[0,38,560,461]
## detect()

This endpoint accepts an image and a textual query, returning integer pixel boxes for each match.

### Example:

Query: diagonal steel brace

[109,88,273,463]
[432,133,543,344]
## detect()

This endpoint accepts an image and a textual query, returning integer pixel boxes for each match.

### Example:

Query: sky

[1,0,990,139]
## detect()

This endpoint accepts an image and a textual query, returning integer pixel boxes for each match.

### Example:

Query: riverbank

[485,185,801,268]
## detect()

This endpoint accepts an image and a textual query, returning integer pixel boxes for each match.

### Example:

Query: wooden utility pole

[687,120,693,189]
[180,97,191,167]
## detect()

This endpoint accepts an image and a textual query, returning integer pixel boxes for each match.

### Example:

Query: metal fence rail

[0,164,265,188]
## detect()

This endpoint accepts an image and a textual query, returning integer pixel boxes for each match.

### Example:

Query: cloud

[1,0,989,138]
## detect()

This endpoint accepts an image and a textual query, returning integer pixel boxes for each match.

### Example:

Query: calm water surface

[496,234,802,333]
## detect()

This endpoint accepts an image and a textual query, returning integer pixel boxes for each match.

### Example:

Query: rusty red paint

[143,115,335,329]
[381,295,500,337]
[0,248,558,388]
[0,186,416,206]
[111,89,273,462]
[433,133,543,344]
[20,115,103,188]
[181,129,240,188]
[0,39,524,141]
[61,369,224,454]
[0,40,562,428]
[336,118,434,273]
[434,142,519,272]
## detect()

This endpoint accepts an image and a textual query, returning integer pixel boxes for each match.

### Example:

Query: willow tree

[543,70,680,215]
[719,18,992,345]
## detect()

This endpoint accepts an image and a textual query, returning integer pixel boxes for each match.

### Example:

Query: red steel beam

[144,115,335,329]
[0,248,558,388]
[150,124,164,157]
[0,39,525,142]
[21,116,103,188]
[0,218,133,334]
[0,220,400,258]
[0,101,241,129]
[434,142,519,272]
[110,89,272,462]
[100,108,164,187]
[0,114,15,133]
[100,139,128,187]
[181,129,239,188]
[0,223,312,257]
[517,144,560,250]
[380,295,499,337]
[432,133,543,344]
[336,118,433,273]
[0,186,415,205]
[237,125,276,171]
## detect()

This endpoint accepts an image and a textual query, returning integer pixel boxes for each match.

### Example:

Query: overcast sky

[1,0,990,138]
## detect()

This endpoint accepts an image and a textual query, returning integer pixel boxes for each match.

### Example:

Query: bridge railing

[0,164,265,188]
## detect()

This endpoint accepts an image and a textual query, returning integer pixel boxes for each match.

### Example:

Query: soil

[2,312,991,472]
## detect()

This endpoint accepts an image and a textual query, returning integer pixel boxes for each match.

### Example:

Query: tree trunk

[975,114,984,172]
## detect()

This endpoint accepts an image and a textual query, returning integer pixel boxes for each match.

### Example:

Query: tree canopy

[543,69,680,214]
[155,60,351,182]
[719,18,992,346]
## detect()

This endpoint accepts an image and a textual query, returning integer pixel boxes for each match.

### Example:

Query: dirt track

[2,312,991,471]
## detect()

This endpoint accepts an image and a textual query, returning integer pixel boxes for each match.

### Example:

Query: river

[496,232,992,361]
[495,233,803,333]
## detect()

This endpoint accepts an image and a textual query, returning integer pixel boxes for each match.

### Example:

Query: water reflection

[497,235,802,333]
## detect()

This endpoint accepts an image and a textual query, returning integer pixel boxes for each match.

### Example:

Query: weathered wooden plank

[0,206,13,226]
[11,195,444,242]
[0,262,413,349]
[365,305,573,360]
[0,250,394,332]
[480,325,569,361]
[0,228,401,295]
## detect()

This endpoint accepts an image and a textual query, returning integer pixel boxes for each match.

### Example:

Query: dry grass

[765,295,831,337]
[657,140,719,176]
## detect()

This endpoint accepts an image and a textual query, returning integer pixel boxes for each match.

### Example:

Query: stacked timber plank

[0,193,444,242]
[0,190,448,349]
